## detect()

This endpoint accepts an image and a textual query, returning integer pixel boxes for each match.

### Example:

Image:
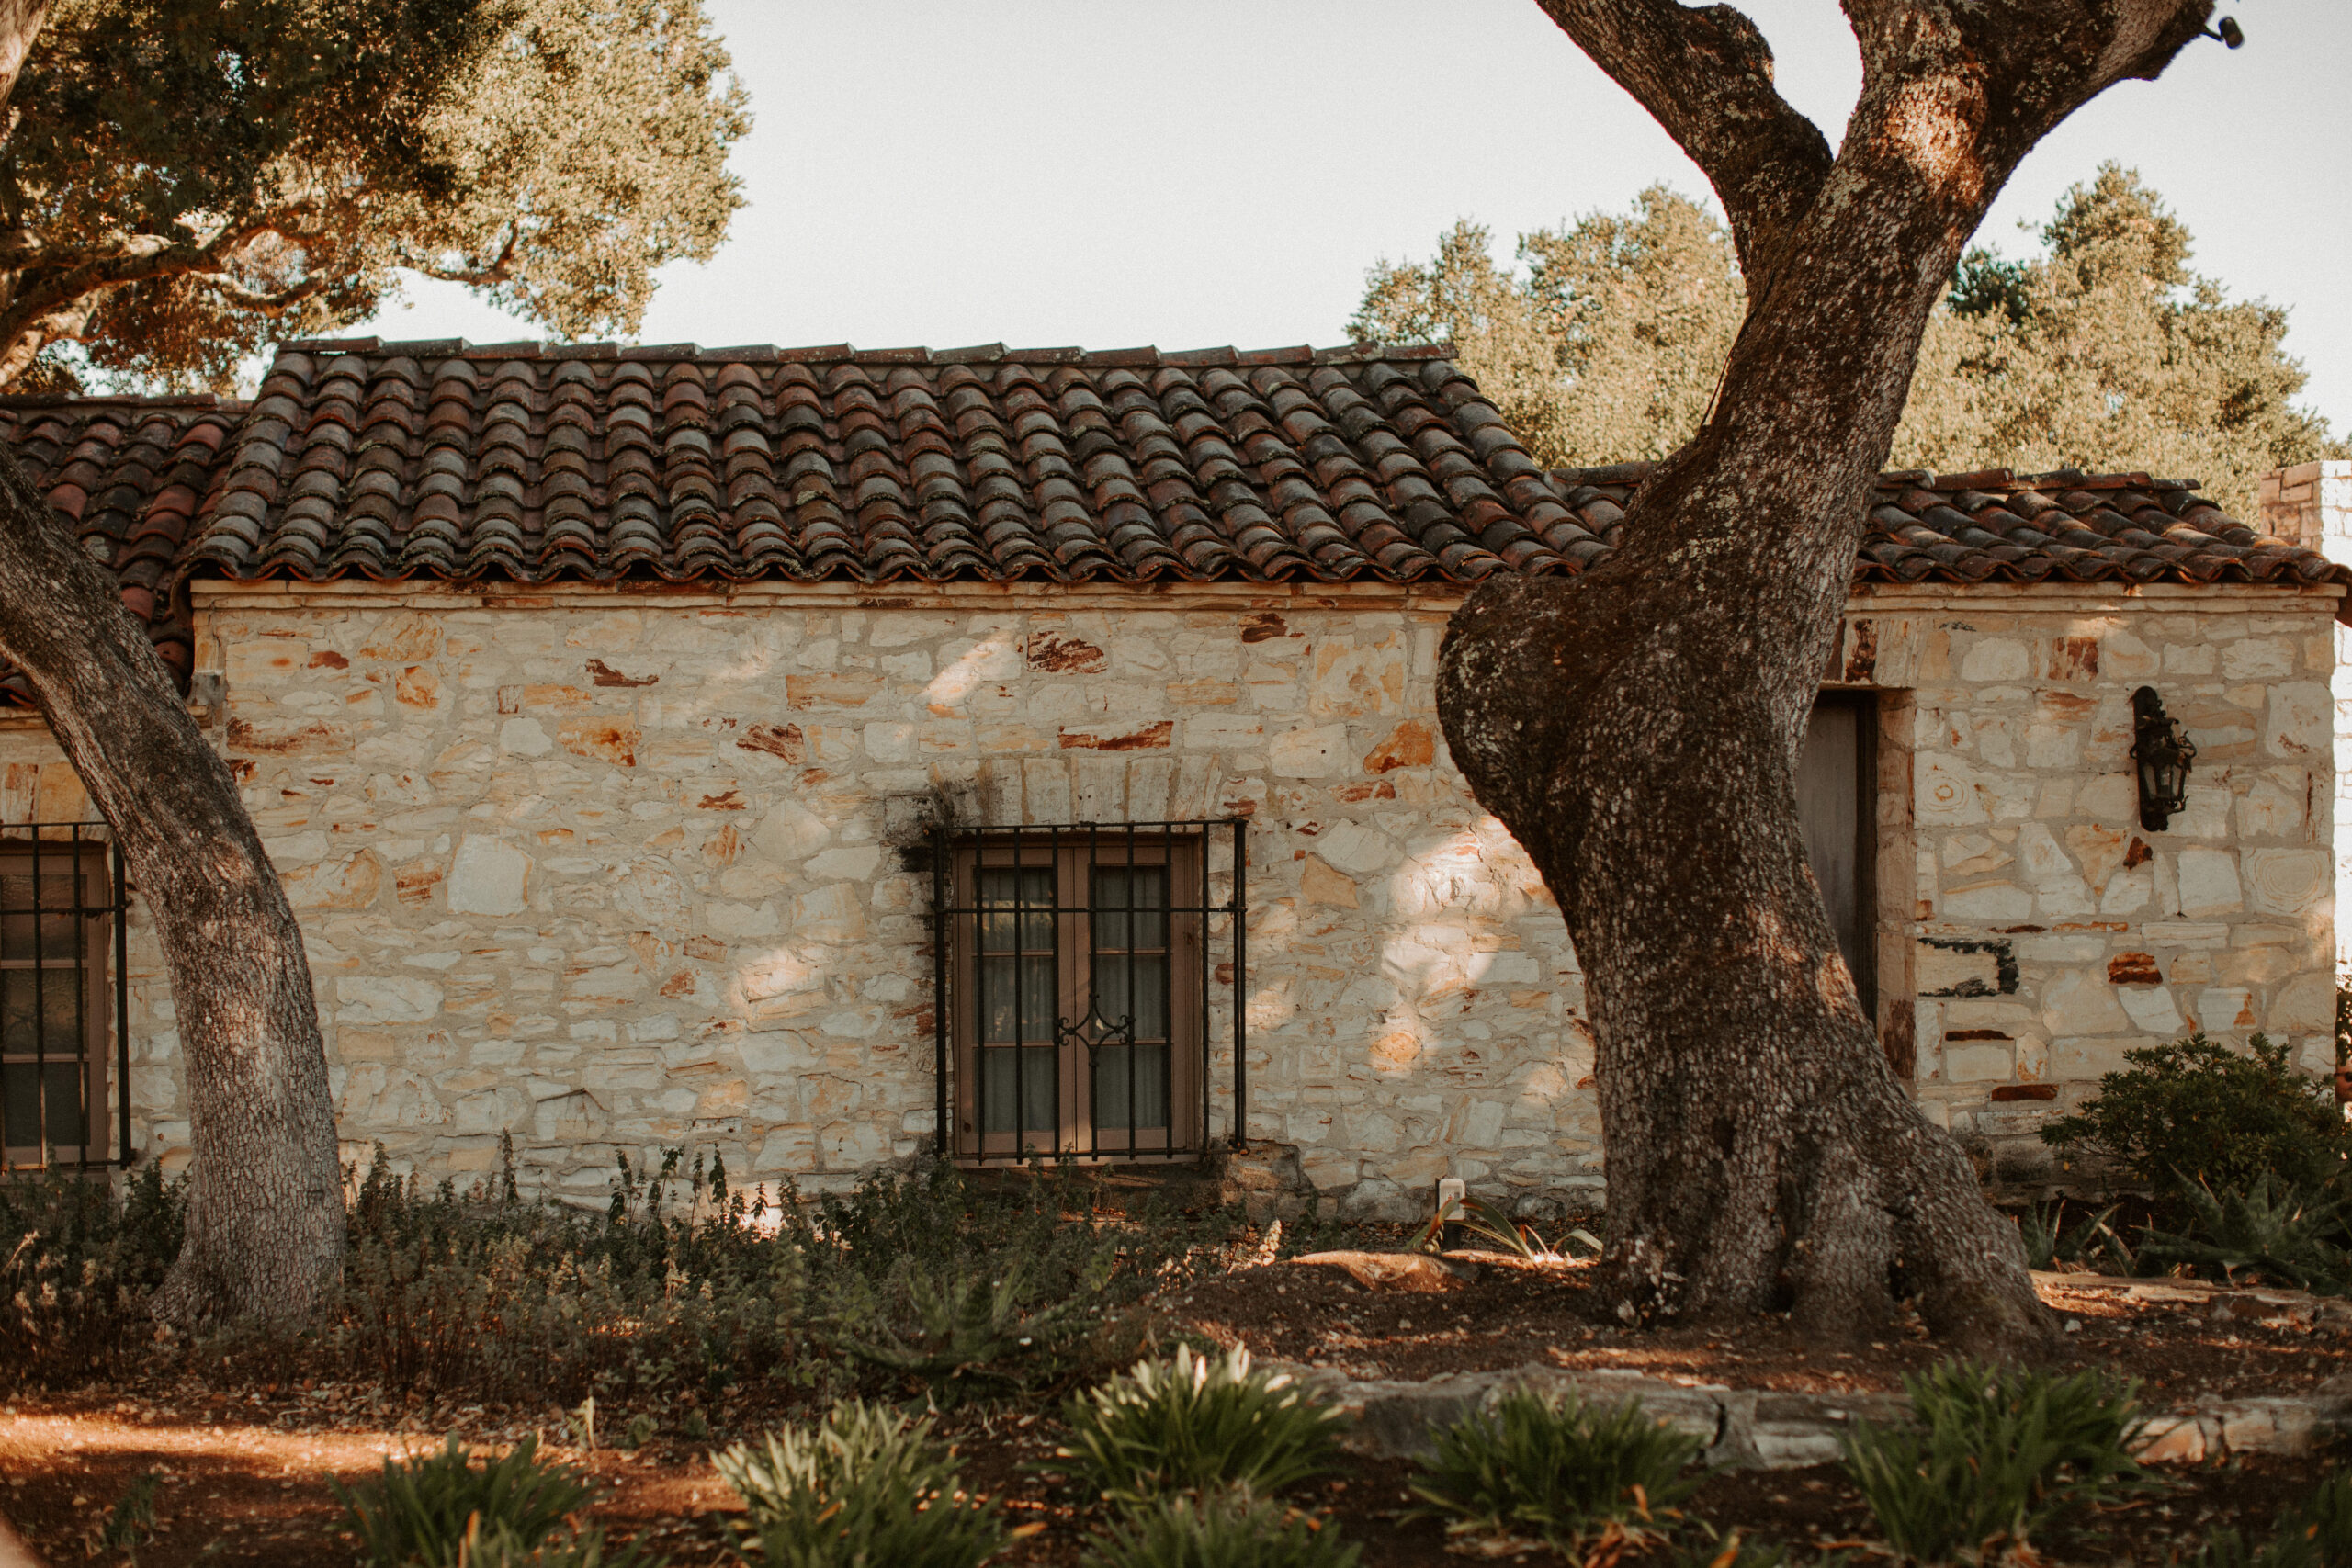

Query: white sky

[354,0,2352,435]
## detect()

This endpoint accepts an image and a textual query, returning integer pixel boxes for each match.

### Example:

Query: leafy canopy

[3,0,749,393]
[1351,166,2342,519]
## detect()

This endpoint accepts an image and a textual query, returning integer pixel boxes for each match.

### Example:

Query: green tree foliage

[1348,186,1743,470]
[1,0,749,393]
[1352,167,2341,519]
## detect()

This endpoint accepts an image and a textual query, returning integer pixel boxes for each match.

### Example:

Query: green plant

[443,1517,667,1568]
[1083,1486,1361,1568]
[831,1257,1121,1402]
[0,1161,184,1390]
[1407,1387,1702,1551]
[2041,1033,2343,1210]
[1415,1195,1601,1262]
[2140,1176,2352,1292]
[1839,1359,2146,1563]
[713,1399,1005,1568]
[808,1159,1227,1403]
[2014,1200,2135,1273]
[96,1471,161,1560]
[1056,1345,1347,1503]
[332,1435,594,1568]
[1660,1527,1794,1568]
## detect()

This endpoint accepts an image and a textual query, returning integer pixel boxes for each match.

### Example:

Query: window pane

[1092,1043,1169,1132]
[1,969,81,1052]
[978,868,1054,953]
[1096,953,1168,1041]
[980,1045,1057,1137]
[2,1059,86,1148]
[1,875,80,962]
[979,953,1056,1043]
[1091,866,1166,951]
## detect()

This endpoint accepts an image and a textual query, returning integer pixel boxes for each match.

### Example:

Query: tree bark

[0,448,343,1327]
[1442,0,2212,1355]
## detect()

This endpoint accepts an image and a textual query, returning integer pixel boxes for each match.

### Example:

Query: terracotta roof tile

[0,396,243,707]
[0,342,2342,710]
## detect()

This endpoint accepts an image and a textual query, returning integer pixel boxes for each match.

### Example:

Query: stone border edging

[1270,1360,2352,1470]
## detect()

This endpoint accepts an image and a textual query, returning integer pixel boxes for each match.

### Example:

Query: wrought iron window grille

[2,821,131,1171]
[930,819,1247,1164]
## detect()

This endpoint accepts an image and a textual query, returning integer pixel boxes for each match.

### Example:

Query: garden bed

[4,1256,2347,1565]
[2,1390,2339,1568]
[1172,1254,2352,1402]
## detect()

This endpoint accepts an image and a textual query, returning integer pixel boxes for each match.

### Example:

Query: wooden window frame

[2,838,115,1169]
[944,829,1209,1163]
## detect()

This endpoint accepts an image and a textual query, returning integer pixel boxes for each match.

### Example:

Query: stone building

[1,338,2345,1213]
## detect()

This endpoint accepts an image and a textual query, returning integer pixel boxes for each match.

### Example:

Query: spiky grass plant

[1083,1486,1361,1568]
[1407,1386,1702,1551]
[332,1435,594,1568]
[713,1398,1006,1568]
[1839,1359,2146,1563]
[1056,1344,1347,1503]
[445,1517,667,1567]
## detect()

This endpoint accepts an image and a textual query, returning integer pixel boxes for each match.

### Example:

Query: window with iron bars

[3,822,130,1170]
[931,820,1247,1163]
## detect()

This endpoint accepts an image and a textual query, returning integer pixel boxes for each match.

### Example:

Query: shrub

[1839,1359,2145,1563]
[1056,1345,1346,1503]
[2041,1032,2342,1209]
[1083,1487,1361,1568]
[0,1162,183,1390]
[332,1434,594,1568]
[325,1141,808,1404]
[712,1399,1004,1568]
[814,1158,1226,1402]
[2140,1175,2352,1292]
[1407,1387,1702,1551]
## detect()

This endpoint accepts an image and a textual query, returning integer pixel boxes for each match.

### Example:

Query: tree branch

[0,208,322,373]
[413,220,523,288]
[0,0,49,117]
[1534,0,1834,287]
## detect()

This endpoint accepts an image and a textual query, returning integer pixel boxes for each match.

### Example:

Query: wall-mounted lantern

[2130,686,2197,831]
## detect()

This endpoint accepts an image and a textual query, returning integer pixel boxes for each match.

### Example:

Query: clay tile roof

[0,394,246,708]
[0,341,2342,711]
[1548,460,2346,592]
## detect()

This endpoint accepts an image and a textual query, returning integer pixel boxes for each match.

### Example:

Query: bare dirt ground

[1178,1253,2352,1400]
[1,1259,2344,1566]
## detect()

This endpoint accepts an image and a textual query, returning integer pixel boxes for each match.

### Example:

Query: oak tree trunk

[1441,0,2213,1355]
[0,447,343,1326]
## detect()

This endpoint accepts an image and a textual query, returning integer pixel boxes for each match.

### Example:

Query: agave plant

[2138,1175,2352,1293]
[1415,1193,1600,1262]
[1839,1359,2148,1564]
[332,1435,594,1568]
[1408,1387,1702,1551]
[714,1400,1005,1568]
[1055,1344,1348,1503]
[1082,1486,1361,1568]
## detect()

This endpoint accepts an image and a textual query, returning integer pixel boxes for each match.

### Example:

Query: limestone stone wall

[4,574,2338,1210]
[2258,458,2352,972]
[1847,581,2342,1184]
[180,580,1586,1216]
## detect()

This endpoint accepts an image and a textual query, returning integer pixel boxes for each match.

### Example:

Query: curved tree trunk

[0,447,342,1326]
[1441,0,2213,1356]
